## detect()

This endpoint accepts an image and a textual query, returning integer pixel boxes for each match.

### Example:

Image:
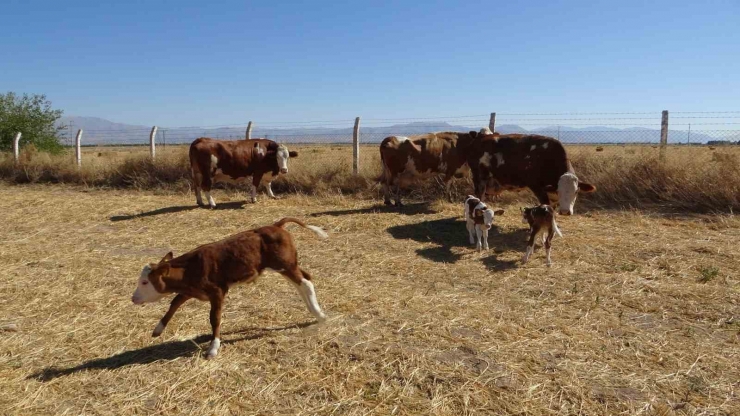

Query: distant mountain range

[57,116,730,145]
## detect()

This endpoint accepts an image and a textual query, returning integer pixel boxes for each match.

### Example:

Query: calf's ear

[148,268,168,292]
[160,252,173,263]
[494,209,505,216]
[578,182,596,193]
[469,131,478,138]
[288,151,298,158]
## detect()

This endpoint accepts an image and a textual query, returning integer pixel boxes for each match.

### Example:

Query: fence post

[353,117,360,175]
[246,121,253,140]
[660,110,668,160]
[489,112,496,132]
[75,129,83,167]
[149,126,158,159]
[13,132,21,164]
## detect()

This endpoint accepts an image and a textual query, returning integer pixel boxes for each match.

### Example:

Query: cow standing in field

[521,204,562,266]
[379,132,477,206]
[467,133,596,215]
[131,217,328,359]
[463,195,504,251]
[189,138,298,208]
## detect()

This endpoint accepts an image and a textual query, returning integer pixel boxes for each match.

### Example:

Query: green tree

[0,92,65,154]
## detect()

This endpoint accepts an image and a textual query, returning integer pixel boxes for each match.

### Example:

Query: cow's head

[545,173,596,215]
[475,206,505,230]
[276,144,298,174]
[131,252,172,305]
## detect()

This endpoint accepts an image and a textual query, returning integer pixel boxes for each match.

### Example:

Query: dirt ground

[0,185,738,415]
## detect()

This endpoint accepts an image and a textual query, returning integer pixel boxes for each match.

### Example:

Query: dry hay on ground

[0,185,739,415]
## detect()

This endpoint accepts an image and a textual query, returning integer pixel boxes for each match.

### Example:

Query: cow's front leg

[475,226,483,251]
[482,227,490,250]
[266,181,278,199]
[250,175,263,203]
[206,295,224,359]
[466,220,476,244]
[152,294,191,337]
[522,226,540,264]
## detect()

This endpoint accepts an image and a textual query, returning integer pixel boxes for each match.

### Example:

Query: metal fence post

[13,132,21,164]
[489,112,496,132]
[660,110,668,160]
[75,129,83,167]
[353,117,361,175]
[149,126,158,159]
[246,121,253,140]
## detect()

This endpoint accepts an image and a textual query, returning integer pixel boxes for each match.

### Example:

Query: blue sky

[2,0,738,128]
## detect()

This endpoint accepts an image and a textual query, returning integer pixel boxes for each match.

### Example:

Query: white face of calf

[131,265,166,305]
[276,145,290,174]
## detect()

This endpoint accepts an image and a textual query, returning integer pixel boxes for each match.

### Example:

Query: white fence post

[246,121,253,140]
[489,112,496,132]
[13,132,21,164]
[660,110,668,160]
[75,129,83,167]
[353,117,360,175]
[149,126,158,159]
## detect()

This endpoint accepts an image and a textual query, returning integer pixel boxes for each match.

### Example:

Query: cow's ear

[148,268,167,292]
[160,252,173,263]
[494,209,505,216]
[469,131,478,138]
[288,151,298,158]
[544,184,557,193]
[578,182,596,193]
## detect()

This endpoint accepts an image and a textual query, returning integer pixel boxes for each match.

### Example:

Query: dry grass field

[1,185,739,415]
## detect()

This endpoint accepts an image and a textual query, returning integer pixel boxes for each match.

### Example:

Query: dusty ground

[0,185,738,415]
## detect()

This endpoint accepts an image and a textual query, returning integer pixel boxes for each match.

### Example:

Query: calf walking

[131,217,328,359]
[464,195,504,251]
[521,205,562,266]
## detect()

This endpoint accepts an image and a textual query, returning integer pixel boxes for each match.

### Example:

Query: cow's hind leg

[522,226,540,264]
[192,170,204,206]
[545,228,555,267]
[281,268,327,322]
[200,174,216,209]
[394,181,403,207]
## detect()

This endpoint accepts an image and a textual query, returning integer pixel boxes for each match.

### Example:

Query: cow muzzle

[559,210,573,216]
[280,168,288,174]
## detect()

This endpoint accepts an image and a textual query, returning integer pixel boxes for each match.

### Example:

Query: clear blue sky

[2,0,738,127]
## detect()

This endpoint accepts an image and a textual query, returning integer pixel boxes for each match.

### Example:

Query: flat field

[0,185,739,415]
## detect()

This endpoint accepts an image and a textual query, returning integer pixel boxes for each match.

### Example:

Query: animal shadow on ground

[110,201,247,222]
[481,227,543,271]
[310,202,438,217]
[26,321,315,382]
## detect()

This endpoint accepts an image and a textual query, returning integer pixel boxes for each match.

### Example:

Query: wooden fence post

[149,126,158,159]
[660,110,668,160]
[13,132,21,164]
[246,121,253,140]
[353,117,360,175]
[489,112,496,132]
[75,129,83,167]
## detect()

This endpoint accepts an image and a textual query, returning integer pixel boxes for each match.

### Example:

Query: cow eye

[142,281,148,285]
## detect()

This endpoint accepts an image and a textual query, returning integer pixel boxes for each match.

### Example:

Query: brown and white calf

[189,137,298,208]
[520,205,562,266]
[131,217,328,359]
[463,195,504,251]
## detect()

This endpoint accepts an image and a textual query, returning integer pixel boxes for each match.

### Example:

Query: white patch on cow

[131,266,165,304]
[210,154,218,167]
[397,136,409,143]
[205,191,216,208]
[404,155,418,175]
[152,321,165,337]
[494,152,505,167]
[299,279,327,322]
[256,146,266,157]
[557,172,580,215]
[530,145,536,151]
[206,337,221,359]
[479,152,492,167]
[276,145,290,173]
[542,142,549,149]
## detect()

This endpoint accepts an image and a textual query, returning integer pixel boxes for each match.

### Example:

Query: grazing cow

[463,195,504,251]
[131,217,328,359]
[379,132,476,206]
[521,205,562,266]
[189,137,298,208]
[468,133,596,215]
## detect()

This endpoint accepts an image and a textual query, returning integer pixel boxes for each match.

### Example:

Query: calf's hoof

[151,322,165,337]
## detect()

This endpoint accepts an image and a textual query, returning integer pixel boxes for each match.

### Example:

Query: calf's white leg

[299,279,327,322]
[205,191,216,208]
[466,220,476,244]
[266,181,277,198]
[482,227,490,250]
[475,226,483,251]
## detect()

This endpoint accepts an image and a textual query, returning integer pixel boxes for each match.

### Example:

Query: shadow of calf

[310,202,438,217]
[27,321,315,382]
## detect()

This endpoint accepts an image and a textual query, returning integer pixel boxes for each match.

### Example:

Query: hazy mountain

[56,116,727,145]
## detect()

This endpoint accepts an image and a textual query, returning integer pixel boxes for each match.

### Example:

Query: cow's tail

[552,218,563,238]
[379,140,392,184]
[274,217,329,239]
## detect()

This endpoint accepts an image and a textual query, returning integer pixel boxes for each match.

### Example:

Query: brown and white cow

[131,217,328,359]
[189,138,298,208]
[379,132,477,206]
[467,133,596,215]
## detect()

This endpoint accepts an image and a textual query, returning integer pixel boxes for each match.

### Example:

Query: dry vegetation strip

[2,144,740,212]
[0,185,738,415]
